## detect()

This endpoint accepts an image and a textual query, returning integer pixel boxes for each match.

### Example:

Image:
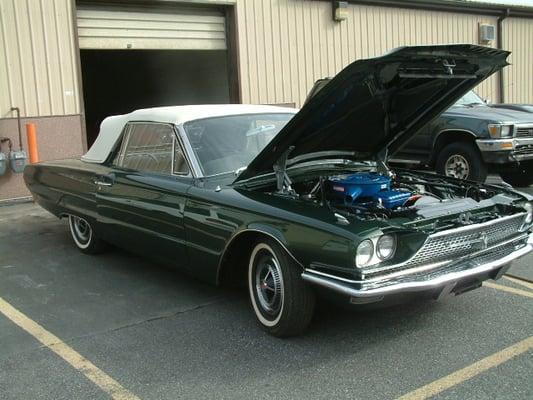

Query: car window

[454,90,484,106]
[173,142,189,175]
[183,113,294,176]
[115,123,189,176]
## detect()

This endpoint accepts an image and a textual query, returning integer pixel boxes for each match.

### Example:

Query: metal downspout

[497,9,510,103]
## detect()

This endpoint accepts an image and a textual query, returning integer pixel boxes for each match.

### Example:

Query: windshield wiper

[461,102,483,107]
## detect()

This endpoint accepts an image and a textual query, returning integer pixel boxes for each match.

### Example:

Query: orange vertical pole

[26,123,39,163]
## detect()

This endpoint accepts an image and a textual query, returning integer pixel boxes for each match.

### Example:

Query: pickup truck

[307,80,533,186]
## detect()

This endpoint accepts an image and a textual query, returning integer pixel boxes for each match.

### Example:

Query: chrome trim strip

[514,137,533,146]
[302,233,533,298]
[429,212,526,238]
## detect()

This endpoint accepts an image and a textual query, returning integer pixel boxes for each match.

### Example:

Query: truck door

[95,122,192,267]
[394,121,437,163]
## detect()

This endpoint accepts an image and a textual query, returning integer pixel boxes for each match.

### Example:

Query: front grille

[402,213,525,269]
[516,126,533,137]
[405,239,526,282]
[365,213,526,278]
[514,144,533,155]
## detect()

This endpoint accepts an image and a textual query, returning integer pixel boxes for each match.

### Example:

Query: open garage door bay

[77,4,227,50]
[76,3,231,147]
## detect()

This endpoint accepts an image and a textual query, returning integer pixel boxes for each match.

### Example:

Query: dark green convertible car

[24,45,533,337]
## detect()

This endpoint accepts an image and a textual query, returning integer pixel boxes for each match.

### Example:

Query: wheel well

[217,231,299,287]
[217,231,263,287]
[431,130,477,166]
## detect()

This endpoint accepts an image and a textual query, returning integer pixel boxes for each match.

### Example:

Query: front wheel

[435,142,487,182]
[68,215,106,254]
[248,239,315,337]
[500,161,533,187]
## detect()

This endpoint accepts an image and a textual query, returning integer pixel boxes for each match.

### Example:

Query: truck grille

[365,213,526,278]
[516,126,533,137]
[514,143,533,155]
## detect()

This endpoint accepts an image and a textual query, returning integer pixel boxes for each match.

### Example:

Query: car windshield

[454,90,485,106]
[183,113,294,176]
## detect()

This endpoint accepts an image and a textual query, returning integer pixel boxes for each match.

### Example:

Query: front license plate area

[453,280,482,296]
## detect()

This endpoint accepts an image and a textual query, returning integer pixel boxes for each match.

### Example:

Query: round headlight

[356,239,374,267]
[376,234,397,260]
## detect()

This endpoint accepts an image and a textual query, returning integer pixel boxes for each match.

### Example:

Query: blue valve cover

[326,172,410,209]
[376,190,412,209]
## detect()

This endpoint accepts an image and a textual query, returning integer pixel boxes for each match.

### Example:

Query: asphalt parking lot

[1,180,532,400]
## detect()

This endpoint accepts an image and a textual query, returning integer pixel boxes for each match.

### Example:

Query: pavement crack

[2,295,234,359]
[102,296,231,335]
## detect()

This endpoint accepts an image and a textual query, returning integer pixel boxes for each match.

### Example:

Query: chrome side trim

[302,233,533,298]
[215,228,303,285]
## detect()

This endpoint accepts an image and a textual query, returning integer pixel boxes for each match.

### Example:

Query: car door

[95,122,192,267]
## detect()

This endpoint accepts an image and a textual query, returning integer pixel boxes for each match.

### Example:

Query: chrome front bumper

[477,137,533,162]
[301,233,533,301]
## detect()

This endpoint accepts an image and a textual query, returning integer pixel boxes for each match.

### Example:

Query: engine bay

[262,167,524,230]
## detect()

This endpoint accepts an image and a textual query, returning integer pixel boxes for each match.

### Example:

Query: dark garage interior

[80,49,231,146]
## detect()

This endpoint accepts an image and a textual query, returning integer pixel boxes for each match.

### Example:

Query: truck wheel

[500,161,533,187]
[248,239,315,337]
[68,215,106,254]
[436,142,487,182]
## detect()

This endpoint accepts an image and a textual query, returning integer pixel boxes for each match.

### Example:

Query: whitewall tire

[68,215,106,254]
[248,239,315,337]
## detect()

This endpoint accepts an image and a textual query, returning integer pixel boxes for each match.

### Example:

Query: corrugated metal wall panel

[76,5,227,50]
[503,17,533,103]
[236,0,501,107]
[0,0,80,118]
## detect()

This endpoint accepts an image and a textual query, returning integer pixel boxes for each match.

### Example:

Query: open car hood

[235,44,509,183]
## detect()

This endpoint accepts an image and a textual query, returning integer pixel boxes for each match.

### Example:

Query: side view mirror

[484,98,491,105]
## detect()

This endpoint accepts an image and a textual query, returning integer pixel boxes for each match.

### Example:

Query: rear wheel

[68,215,106,254]
[248,239,315,337]
[436,142,487,182]
[500,161,533,187]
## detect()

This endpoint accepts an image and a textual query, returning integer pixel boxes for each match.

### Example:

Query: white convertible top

[81,104,298,164]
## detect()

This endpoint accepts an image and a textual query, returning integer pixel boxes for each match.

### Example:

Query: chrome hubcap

[445,155,470,179]
[255,254,282,315]
[72,216,91,243]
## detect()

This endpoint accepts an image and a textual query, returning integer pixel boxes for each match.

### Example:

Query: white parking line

[0,296,140,400]
[484,281,533,299]
[397,336,533,400]
[504,275,533,291]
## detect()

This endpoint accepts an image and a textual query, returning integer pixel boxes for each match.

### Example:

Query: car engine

[325,172,413,210]
[259,166,524,230]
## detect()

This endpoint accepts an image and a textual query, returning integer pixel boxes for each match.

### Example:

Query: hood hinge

[273,146,296,195]
[376,148,393,178]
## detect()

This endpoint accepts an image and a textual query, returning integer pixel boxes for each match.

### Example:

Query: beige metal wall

[236,0,502,107]
[503,17,533,104]
[0,0,80,118]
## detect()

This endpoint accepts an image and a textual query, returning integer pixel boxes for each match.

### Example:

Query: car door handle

[95,180,113,186]
[94,174,115,187]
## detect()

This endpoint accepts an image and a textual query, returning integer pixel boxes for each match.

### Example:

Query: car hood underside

[235,44,509,182]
